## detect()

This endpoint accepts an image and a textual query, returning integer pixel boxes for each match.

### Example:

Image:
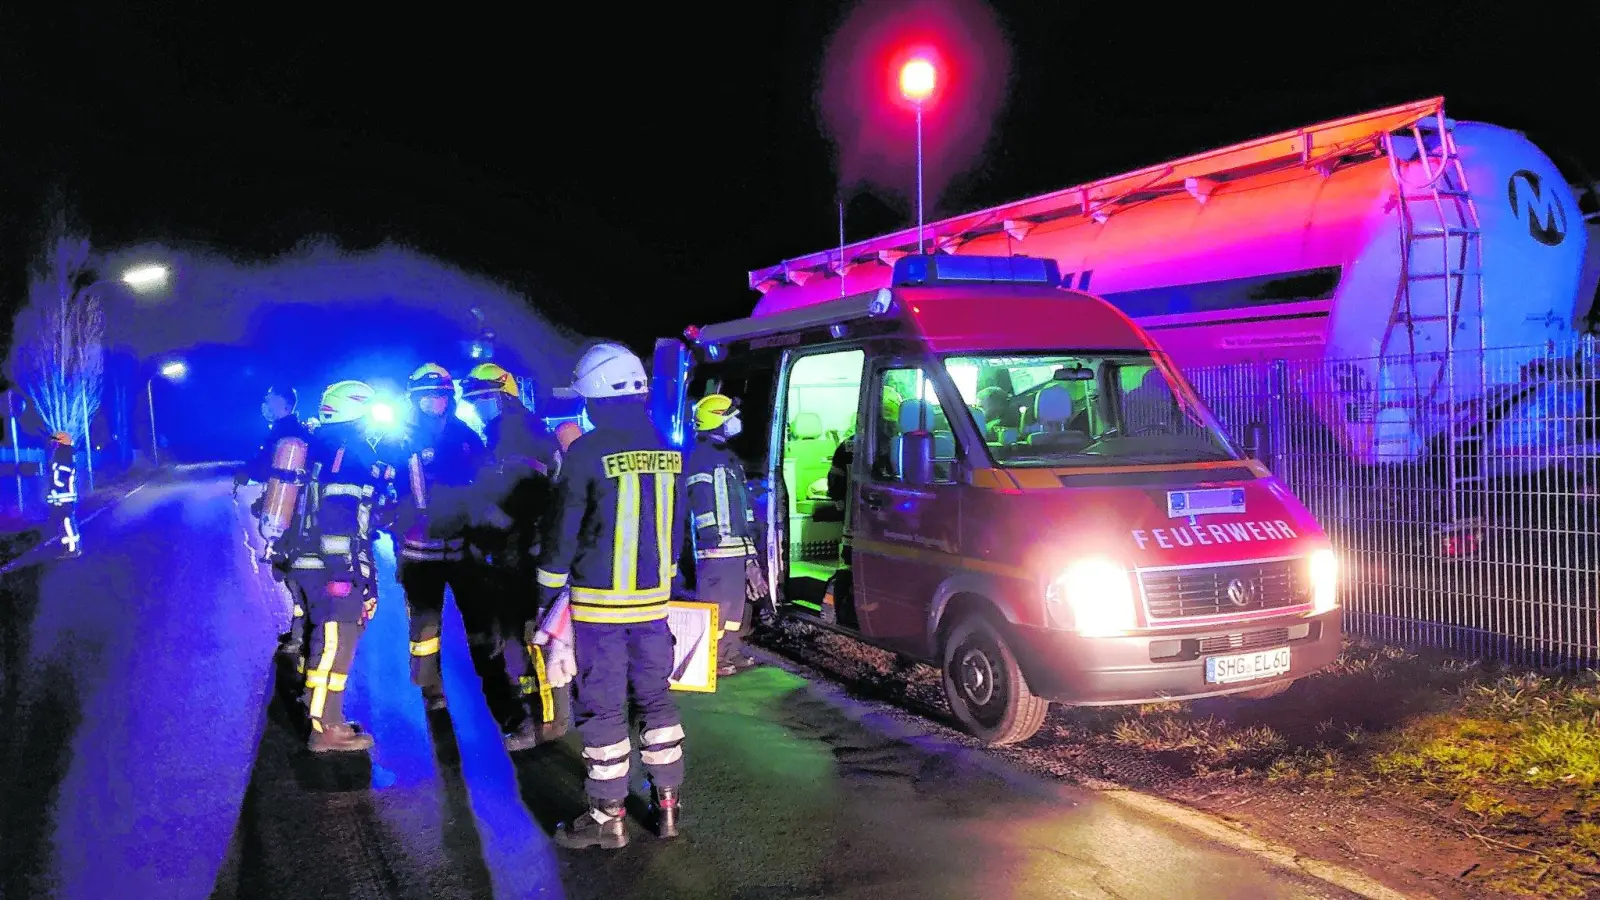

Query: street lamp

[121,264,169,290]
[898,57,937,254]
[147,359,186,467]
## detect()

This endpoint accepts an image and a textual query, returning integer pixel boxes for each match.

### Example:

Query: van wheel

[1236,679,1295,700]
[940,613,1048,746]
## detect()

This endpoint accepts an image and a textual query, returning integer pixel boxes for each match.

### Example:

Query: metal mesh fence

[1183,337,1600,669]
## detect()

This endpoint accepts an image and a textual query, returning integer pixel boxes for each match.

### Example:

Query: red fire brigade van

[652,254,1342,745]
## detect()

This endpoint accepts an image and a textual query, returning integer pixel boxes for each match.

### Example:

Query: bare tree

[6,213,105,445]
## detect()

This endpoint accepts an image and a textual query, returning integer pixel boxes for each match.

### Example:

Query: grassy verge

[1058,643,1600,897]
[762,625,1600,898]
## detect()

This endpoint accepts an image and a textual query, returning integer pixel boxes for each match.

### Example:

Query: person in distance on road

[535,341,689,850]
[46,432,82,560]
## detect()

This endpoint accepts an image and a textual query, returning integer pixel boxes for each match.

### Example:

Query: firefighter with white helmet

[392,363,489,713]
[685,393,767,674]
[46,432,81,559]
[535,341,688,849]
[277,380,395,752]
[460,361,570,749]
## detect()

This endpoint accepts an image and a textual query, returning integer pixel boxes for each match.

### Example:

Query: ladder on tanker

[1378,111,1487,525]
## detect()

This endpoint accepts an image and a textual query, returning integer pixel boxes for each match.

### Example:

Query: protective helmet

[693,394,739,432]
[319,380,376,424]
[565,342,647,399]
[50,431,72,446]
[462,362,519,400]
[407,363,454,396]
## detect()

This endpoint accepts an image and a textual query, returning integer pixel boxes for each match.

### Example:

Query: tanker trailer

[750,98,1593,501]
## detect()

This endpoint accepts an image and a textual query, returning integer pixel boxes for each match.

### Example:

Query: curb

[746,643,1424,900]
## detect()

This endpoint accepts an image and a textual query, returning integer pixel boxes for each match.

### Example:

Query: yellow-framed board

[667,599,721,693]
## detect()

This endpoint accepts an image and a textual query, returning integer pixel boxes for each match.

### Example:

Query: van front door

[853,362,964,655]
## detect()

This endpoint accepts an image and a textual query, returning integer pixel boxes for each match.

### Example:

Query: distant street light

[147,359,186,467]
[898,57,938,254]
[122,264,169,290]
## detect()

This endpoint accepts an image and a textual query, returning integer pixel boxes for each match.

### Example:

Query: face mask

[261,402,273,423]
[722,415,743,439]
[472,399,498,422]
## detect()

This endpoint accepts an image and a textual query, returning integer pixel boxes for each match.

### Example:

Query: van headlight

[1309,548,1338,614]
[1044,557,1137,636]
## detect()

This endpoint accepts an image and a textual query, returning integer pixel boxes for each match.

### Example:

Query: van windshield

[943,352,1240,467]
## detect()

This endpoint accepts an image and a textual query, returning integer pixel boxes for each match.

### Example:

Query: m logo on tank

[1507,169,1567,247]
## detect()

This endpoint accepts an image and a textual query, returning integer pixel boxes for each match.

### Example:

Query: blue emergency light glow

[890,254,1062,288]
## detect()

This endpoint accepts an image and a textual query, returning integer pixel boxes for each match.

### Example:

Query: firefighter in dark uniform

[393,363,488,712]
[279,380,391,752]
[461,361,570,750]
[235,386,313,656]
[47,432,82,559]
[685,394,766,674]
[535,342,688,850]
[236,386,308,486]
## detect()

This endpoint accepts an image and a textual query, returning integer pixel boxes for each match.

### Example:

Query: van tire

[1235,678,1295,700]
[940,613,1048,746]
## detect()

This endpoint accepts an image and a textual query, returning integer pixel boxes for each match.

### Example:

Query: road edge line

[1095,788,1423,900]
[745,643,1426,900]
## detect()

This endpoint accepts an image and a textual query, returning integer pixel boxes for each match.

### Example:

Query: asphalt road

[0,468,1367,900]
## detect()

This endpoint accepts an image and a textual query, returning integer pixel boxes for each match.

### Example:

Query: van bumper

[1008,609,1343,705]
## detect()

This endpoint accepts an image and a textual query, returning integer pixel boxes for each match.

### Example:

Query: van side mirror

[1242,422,1269,463]
[902,431,935,486]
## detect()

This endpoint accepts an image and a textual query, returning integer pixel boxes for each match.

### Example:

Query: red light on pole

[897,56,937,253]
[898,58,936,103]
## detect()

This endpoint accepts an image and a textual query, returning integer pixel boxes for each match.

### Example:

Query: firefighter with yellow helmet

[46,432,82,559]
[391,363,489,713]
[685,393,767,674]
[460,361,570,749]
[277,380,394,751]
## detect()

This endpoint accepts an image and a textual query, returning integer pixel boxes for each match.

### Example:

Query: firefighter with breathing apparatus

[685,393,768,675]
[460,361,571,750]
[392,363,489,713]
[276,380,394,752]
[46,432,82,559]
[534,341,689,850]
[237,385,314,656]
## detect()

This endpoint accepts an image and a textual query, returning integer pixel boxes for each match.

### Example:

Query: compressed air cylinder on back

[260,436,310,542]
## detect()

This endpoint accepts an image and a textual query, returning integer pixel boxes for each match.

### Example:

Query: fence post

[1267,359,1289,483]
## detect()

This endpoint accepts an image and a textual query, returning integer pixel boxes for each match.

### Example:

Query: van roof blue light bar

[890,254,1062,288]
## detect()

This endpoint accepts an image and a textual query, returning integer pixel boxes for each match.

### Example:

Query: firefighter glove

[543,635,577,688]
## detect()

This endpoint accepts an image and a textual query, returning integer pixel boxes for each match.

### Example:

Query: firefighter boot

[555,800,628,850]
[503,717,541,753]
[652,786,681,839]
[308,722,374,753]
[422,685,448,712]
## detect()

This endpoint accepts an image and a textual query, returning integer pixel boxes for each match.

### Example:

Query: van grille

[1138,558,1309,621]
[1197,628,1292,654]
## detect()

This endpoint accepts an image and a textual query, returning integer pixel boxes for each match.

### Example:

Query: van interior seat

[1028,383,1088,451]
[785,412,834,502]
[892,398,956,478]
[1124,368,1178,432]
[784,410,844,560]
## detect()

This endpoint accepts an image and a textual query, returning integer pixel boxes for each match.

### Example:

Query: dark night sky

[2,1,1597,353]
